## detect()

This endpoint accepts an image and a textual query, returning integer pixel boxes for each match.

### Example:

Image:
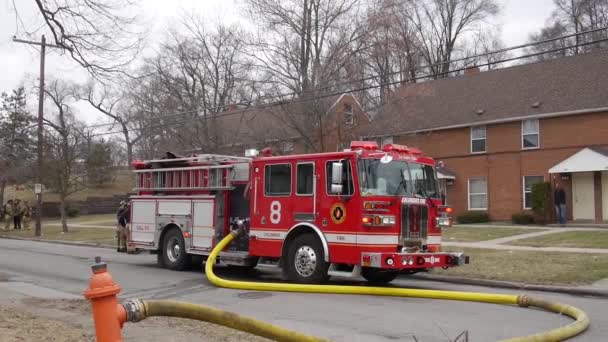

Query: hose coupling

[516,295,531,308]
[122,298,146,322]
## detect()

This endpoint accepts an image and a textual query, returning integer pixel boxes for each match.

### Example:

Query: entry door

[572,172,595,220]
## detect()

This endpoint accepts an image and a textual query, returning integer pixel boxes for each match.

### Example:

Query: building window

[381,136,393,146]
[344,104,354,125]
[522,119,539,149]
[282,141,294,153]
[296,163,314,195]
[468,178,487,210]
[523,176,544,209]
[265,164,291,196]
[471,126,486,153]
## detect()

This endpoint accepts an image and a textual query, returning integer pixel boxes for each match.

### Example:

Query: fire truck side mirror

[331,162,343,184]
[330,162,343,194]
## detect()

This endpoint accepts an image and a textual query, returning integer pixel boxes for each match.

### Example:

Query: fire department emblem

[330,203,346,224]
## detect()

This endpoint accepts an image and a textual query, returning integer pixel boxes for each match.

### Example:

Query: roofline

[368,106,608,138]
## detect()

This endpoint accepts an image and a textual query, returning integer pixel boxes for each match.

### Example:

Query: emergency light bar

[350,141,379,150]
[381,144,409,153]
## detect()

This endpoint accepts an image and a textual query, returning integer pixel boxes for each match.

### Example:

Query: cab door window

[265,164,291,196]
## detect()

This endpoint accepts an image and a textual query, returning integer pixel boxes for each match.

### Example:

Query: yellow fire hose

[201,231,589,342]
[121,231,589,342]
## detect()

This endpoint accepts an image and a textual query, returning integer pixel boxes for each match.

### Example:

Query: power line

[87,36,608,139]
[84,25,608,132]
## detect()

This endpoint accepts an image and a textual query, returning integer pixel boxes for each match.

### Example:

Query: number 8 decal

[270,201,281,224]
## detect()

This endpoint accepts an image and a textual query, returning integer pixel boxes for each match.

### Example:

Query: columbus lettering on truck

[127,143,468,284]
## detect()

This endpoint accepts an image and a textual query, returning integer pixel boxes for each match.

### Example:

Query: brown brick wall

[392,111,608,221]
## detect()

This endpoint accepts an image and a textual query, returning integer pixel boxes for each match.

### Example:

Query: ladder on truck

[133,154,251,192]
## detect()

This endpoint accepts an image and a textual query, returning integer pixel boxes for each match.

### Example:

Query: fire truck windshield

[358,159,439,198]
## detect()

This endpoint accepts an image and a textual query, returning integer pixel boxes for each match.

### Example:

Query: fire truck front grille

[401,203,428,245]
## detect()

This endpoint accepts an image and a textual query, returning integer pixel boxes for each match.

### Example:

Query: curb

[3,234,607,298]
[0,234,115,250]
[411,273,608,298]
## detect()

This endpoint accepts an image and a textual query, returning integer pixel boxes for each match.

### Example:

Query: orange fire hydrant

[84,256,127,342]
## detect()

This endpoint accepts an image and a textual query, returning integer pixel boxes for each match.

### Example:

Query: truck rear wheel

[286,234,329,284]
[361,267,398,285]
[160,228,192,271]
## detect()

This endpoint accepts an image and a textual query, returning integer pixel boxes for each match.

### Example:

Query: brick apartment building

[369,50,608,222]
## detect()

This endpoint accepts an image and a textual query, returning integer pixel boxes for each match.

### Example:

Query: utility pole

[13,35,70,237]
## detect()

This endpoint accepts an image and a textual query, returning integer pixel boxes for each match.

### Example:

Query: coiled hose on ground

[131,231,590,342]
[207,231,589,341]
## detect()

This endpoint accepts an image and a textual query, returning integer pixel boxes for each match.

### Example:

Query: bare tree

[527,0,608,60]
[143,17,254,153]
[403,0,499,77]
[83,83,144,166]
[43,80,87,232]
[246,0,365,95]
[22,0,145,78]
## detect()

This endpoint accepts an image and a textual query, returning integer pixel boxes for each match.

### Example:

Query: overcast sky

[0,0,556,125]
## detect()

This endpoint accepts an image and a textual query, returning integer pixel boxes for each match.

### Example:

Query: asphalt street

[0,238,606,342]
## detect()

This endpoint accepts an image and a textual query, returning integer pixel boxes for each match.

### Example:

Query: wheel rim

[294,245,317,277]
[166,237,181,262]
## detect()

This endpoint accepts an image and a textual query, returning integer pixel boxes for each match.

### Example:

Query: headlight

[382,216,396,225]
[436,217,450,227]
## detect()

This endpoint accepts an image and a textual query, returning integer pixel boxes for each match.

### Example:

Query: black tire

[361,267,398,285]
[285,234,329,284]
[160,228,192,271]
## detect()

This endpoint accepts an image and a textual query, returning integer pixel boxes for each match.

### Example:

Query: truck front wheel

[361,267,398,285]
[160,228,192,271]
[285,234,329,284]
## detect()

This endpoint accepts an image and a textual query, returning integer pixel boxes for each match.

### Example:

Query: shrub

[456,211,489,224]
[66,207,80,218]
[531,181,551,225]
[512,212,535,225]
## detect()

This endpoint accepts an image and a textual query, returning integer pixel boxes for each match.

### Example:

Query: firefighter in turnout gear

[22,201,31,230]
[116,200,129,253]
[3,200,13,231]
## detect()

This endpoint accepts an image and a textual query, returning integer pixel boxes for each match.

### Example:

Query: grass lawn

[4,169,132,202]
[436,247,608,285]
[443,226,543,242]
[509,230,608,249]
[45,214,116,225]
[0,225,115,246]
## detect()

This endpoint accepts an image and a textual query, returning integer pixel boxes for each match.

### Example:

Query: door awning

[549,147,608,173]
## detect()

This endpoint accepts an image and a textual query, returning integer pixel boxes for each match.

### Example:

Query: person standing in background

[12,199,22,230]
[554,184,567,226]
[22,201,31,230]
[3,200,13,230]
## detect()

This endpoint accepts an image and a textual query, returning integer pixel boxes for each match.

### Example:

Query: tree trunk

[0,177,6,209]
[126,141,133,169]
[59,196,68,233]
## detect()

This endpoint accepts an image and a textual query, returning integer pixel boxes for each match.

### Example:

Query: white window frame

[468,178,488,211]
[344,104,354,125]
[470,126,486,154]
[282,141,295,153]
[522,175,544,210]
[521,119,540,150]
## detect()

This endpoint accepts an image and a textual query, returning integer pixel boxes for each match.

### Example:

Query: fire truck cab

[128,141,468,284]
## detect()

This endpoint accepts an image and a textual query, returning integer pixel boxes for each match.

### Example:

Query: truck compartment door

[192,200,215,249]
[130,200,156,244]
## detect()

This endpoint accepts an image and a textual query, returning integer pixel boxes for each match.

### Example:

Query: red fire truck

[128,141,468,284]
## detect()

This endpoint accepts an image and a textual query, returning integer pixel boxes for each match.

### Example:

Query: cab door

[249,161,293,257]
